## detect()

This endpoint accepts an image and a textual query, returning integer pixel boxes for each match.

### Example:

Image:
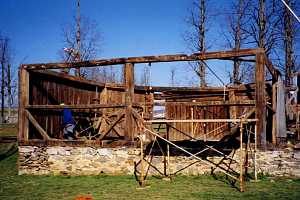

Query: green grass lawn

[0,125,17,137]
[0,145,300,200]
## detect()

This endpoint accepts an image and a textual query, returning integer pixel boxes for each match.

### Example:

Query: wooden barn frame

[18,48,280,191]
[18,48,279,147]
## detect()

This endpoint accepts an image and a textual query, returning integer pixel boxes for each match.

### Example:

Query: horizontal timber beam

[25,104,143,110]
[31,70,129,90]
[147,119,258,123]
[23,48,263,70]
[26,101,255,110]
[154,100,256,107]
[19,139,137,148]
[32,70,106,88]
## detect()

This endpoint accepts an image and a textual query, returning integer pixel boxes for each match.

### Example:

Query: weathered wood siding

[165,90,255,141]
[28,70,152,139]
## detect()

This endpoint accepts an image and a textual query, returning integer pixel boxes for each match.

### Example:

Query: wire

[280,0,300,24]
[200,60,226,86]
[199,60,227,100]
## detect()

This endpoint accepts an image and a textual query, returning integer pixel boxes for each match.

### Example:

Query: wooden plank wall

[29,71,100,139]
[165,90,255,141]
[26,70,256,142]
[28,71,152,139]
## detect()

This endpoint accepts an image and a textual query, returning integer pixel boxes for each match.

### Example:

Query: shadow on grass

[0,142,18,161]
[211,172,240,191]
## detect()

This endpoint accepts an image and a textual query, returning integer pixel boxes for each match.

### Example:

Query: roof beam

[23,48,262,70]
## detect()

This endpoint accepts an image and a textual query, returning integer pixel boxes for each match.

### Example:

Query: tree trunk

[258,0,266,49]
[75,0,81,76]
[199,0,206,87]
[232,0,244,84]
[170,67,176,87]
[284,0,294,87]
[1,61,4,123]
[7,63,11,121]
[1,39,7,123]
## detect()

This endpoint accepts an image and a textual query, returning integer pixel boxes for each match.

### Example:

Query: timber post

[18,66,29,141]
[254,124,258,181]
[139,134,145,187]
[124,62,135,141]
[272,82,277,145]
[255,51,266,150]
[239,121,245,192]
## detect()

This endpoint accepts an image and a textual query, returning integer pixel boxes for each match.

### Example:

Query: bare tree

[284,0,294,86]
[60,17,102,73]
[281,0,299,86]
[75,0,81,76]
[0,37,7,123]
[198,0,206,87]
[231,0,244,84]
[224,0,252,84]
[140,65,150,86]
[59,1,120,83]
[170,66,177,87]
[59,0,102,78]
[246,0,282,58]
[0,34,14,123]
[185,0,208,87]
[230,0,300,86]
[6,63,12,119]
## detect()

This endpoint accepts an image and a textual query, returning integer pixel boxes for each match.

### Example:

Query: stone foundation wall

[18,146,300,177]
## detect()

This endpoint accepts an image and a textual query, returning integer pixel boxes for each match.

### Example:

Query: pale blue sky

[0,0,236,86]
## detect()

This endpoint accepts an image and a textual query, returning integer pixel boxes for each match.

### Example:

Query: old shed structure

[18,48,287,192]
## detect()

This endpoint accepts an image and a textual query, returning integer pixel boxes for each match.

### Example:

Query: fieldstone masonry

[18,146,300,177]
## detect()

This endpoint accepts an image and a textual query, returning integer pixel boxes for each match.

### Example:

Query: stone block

[97,148,113,157]
[128,148,140,155]
[18,146,300,177]
[19,146,35,153]
[57,148,68,156]
[85,147,97,156]
[293,152,300,159]
[46,148,58,155]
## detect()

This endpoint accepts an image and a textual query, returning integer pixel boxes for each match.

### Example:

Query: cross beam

[22,48,262,70]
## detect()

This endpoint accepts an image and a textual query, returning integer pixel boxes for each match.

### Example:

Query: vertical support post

[255,51,266,149]
[239,121,244,192]
[191,103,194,138]
[163,137,167,176]
[229,90,237,134]
[140,136,145,187]
[203,108,207,142]
[124,63,134,141]
[18,66,29,141]
[167,143,170,176]
[100,86,108,116]
[272,82,277,145]
[245,128,249,175]
[100,86,108,104]
[166,125,170,177]
[297,111,300,141]
[254,124,258,181]
[229,90,237,119]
